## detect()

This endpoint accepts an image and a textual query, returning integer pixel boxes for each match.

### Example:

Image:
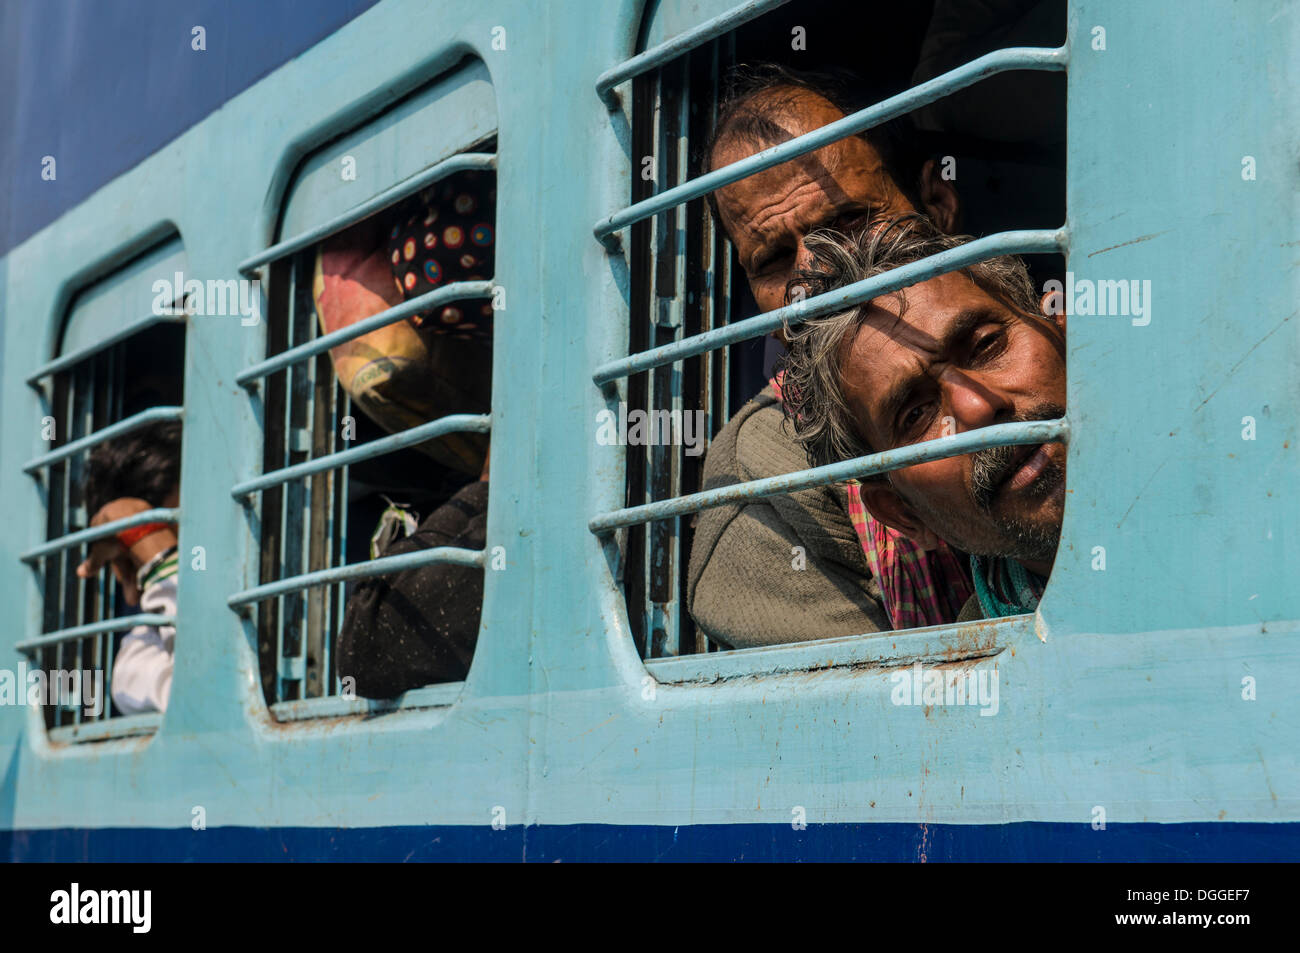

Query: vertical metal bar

[650,53,694,658]
[61,362,94,725]
[83,353,103,721]
[647,55,680,657]
[43,372,69,729]
[318,388,333,692]
[328,384,350,694]
[78,347,108,721]
[624,68,657,660]
[681,40,726,656]
[57,368,79,713]
[258,258,291,705]
[313,358,335,698]
[53,368,71,727]
[74,353,93,721]
[279,249,316,701]
[304,346,332,698]
[718,29,738,435]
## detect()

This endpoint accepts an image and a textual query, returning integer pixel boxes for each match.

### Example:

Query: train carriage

[0,0,1297,861]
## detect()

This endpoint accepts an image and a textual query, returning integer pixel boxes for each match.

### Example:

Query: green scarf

[970,555,1046,618]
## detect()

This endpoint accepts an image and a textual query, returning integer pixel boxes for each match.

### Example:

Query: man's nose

[943,369,1014,431]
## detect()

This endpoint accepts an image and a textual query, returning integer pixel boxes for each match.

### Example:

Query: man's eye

[831,208,873,234]
[971,330,1006,360]
[754,251,792,276]
[900,402,933,434]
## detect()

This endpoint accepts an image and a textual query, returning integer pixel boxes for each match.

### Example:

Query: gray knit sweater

[686,385,889,648]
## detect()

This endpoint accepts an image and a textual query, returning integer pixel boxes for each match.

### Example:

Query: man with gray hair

[779,215,1067,619]
[687,63,974,647]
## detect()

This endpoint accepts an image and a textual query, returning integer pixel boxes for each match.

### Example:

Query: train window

[229,60,499,719]
[21,237,188,741]
[595,0,1067,661]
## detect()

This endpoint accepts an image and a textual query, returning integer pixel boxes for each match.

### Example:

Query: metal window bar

[21,507,180,563]
[231,413,490,499]
[595,0,792,108]
[231,545,486,609]
[237,152,496,277]
[16,614,177,653]
[623,69,655,658]
[59,354,94,726]
[243,154,497,705]
[277,252,315,699]
[38,371,71,728]
[23,405,184,473]
[26,312,185,386]
[599,228,1065,384]
[646,55,690,658]
[592,418,1069,534]
[235,280,493,387]
[255,256,291,702]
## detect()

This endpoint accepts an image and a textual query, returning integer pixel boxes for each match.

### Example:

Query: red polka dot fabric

[386,169,496,340]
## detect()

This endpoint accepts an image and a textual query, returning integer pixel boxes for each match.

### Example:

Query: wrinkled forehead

[720,149,897,260]
[711,132,900,246]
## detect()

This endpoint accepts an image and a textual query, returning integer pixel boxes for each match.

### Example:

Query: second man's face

[712,91,918,315]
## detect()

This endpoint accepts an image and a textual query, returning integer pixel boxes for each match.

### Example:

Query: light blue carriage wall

[0,0,1296,835]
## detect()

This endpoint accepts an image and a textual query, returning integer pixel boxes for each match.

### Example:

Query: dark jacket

[338,479,488,697]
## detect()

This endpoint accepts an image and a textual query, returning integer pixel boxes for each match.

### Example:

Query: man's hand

[75,497,173,606]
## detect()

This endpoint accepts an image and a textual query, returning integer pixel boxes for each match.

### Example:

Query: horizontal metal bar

[594,228,1064,384]
[47,713,162,744]
[24,406,184,474]
[16,614,176,652]
[228,545,485,609]
[646,616,1019,685]
[27,313,186,385]
[235,279,493,386]
[21,507,179,563]
[590,418,1068,533]
[593,46,1067,244]
[238,152,497,276]
[269,682,463,722]
[231,413,490,498]
[596,0,793,107]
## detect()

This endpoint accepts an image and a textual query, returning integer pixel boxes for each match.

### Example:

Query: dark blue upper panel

[0,0,381,257]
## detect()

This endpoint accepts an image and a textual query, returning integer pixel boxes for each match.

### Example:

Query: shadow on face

[842,271,1067,572]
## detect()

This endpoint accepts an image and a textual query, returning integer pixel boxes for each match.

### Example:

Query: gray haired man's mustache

[969,405,1067,511]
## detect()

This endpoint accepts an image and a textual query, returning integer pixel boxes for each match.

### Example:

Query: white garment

[111,549,178,715]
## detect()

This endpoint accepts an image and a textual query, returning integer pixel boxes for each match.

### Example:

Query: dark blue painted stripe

[0,0,381,257]
[3,822,1297,862]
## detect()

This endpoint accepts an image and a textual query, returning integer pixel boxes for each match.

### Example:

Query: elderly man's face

[713,89,955,315]
[846,272,1067,572]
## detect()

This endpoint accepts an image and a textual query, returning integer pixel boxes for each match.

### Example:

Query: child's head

[83,420,182,516]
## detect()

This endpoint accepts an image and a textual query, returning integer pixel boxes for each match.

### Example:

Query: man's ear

[857,481,945,551]
[917,159,961,234]
[1039,289,1067,334]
